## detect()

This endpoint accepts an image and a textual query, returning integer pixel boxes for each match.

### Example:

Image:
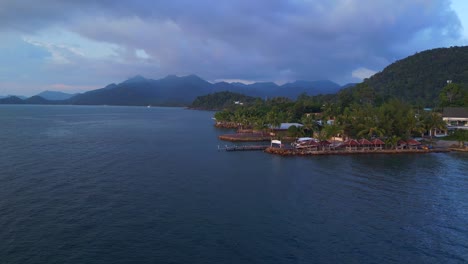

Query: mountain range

[36,91,77,100]
[2,46,467,107]
[0,75,343,106]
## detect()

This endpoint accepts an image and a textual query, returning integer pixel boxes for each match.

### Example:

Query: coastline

[218,133,271,142]
[218,133,465,155]
[264,147,450,156]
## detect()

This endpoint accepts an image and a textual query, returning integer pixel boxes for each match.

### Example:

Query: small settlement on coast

[216,121,460,156]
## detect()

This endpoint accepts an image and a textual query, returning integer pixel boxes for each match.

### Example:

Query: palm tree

[266,111,281,133]
[412,113,427,138]
[233,111,244,129]
[357,124,385,139]
[385,135,400,149]
[323,123,344,146]
[301,114,317,137]
[253,117,268,132]
[423,111,447,141]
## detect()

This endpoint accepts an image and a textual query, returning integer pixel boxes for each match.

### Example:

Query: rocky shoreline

[264,147,451,156]
[214,122,239,129]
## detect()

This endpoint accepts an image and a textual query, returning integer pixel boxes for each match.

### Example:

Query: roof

[406,139,421,145]
[371,138,385,145]
[358,138,372,145]
[443,107,468,118]
[343,139,360,146]
[397,140,407,145]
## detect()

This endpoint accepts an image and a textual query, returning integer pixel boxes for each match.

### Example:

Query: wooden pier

[218,145,269,152]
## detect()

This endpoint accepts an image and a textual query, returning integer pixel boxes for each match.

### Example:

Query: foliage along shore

[209,79,467,148]
[200,47,468,150]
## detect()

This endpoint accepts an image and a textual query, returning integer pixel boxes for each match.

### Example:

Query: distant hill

[0,95,27,100]
[212,79,341,99]
[356,46,468,106]
[0,95,60,105]
[0,75,342,106]
[341,83,357,89]
[36,91,76,100]
[24,96,57,104]
[191,91,258,110]
[68,74,213,106]
[66,75,341,106]
[0,96,26,104]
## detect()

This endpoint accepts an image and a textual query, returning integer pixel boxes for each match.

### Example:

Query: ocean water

[0,105,467,264]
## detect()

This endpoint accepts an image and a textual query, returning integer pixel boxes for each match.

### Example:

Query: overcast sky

[0,0,467,96]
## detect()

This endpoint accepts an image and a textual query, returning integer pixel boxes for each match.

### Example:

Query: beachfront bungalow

[397,140,407,149]
[343,139,360,151]
[358,138,372,150]
[406,139,422,149]
[371,138,385,150]
[443,107,468,131]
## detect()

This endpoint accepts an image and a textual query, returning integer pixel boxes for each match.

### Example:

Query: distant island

[0,75,343,107]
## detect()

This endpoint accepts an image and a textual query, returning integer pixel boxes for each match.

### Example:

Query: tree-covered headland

[196,46,468,145]
[212,87,454,142]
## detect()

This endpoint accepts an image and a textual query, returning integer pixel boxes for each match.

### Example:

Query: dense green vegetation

[209,47,468,144]
[214,92,448,142]
[441,129,468,147]
[354,46,468,107]
[190,91,258,110]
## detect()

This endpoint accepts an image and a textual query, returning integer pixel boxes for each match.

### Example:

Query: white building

[443,107,468,131]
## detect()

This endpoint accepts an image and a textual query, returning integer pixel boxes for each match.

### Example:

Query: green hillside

[356,46,468,107]
[190,91,258,110]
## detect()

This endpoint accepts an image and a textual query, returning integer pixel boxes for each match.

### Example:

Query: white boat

[292,137,319,148]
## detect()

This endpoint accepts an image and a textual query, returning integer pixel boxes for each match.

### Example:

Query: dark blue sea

[0,105,467,264]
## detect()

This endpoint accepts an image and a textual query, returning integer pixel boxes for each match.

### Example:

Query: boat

[292,137,319,149]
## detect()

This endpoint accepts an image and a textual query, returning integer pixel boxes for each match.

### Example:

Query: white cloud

[352,67,377,80]
[0,0,466,95]
[213,79,255,84]
[135,49,150,59]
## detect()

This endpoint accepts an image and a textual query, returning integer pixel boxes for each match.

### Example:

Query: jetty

[218,145,269,152]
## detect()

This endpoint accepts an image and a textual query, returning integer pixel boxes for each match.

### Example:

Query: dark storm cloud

[0,0,464,84]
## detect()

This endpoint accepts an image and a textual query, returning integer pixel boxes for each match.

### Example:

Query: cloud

[352,67,378,80]
[0,0,465,95]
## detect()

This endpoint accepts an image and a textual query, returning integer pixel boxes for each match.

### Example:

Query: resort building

[443,107,468,131]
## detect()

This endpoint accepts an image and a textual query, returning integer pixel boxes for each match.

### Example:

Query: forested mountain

[70,75,341,106]
[0,96,26,104]
[350,46,468,107]
[36,91,76,100]
[191,91,259,110]
[0,95,27,100]
[2,46,467,107]
[0,75,342,106]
